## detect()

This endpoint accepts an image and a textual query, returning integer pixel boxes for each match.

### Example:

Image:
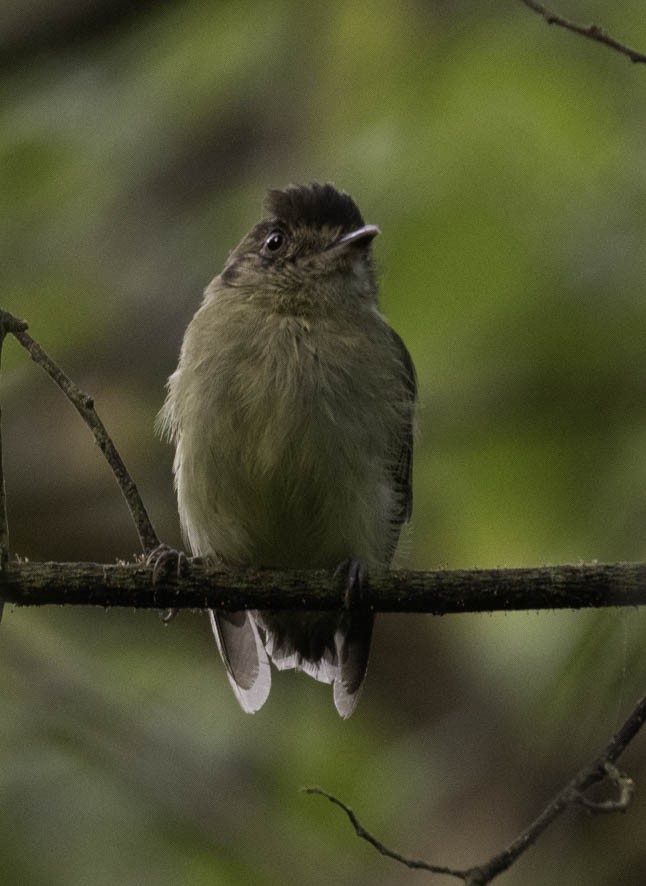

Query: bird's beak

[333,224,381,251]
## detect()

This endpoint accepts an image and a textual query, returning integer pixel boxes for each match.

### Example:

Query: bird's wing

[388,327,417,552]
[335,329,415,715]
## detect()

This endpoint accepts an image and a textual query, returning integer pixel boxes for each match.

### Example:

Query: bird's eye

[263,230,286,254]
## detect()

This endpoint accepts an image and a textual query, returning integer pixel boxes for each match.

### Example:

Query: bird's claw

[146,544,190,624]
[334,557,368,609]
[146,543,189,584]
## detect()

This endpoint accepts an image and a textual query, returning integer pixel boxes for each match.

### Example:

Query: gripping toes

[146,543,189,584]
[334,557,368,609]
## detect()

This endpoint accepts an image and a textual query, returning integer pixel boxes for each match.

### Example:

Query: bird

[157,182,416,717]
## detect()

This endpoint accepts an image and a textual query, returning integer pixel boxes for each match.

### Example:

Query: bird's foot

[146,543,190,624]
[146,543,190,582]
[334,557,369,609]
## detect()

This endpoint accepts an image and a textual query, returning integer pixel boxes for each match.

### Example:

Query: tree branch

[306,692,646,884]
[0,310,159,555]
[1,559,646,611]
[519,0,646,64]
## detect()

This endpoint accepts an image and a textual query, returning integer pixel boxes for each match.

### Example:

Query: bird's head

[219,183,380,314]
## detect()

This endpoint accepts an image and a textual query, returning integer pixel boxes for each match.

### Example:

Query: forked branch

[306,692,646,883]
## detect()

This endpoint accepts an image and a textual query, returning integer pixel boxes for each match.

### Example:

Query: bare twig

[303,788,461,878]
[1,559,646,611]
[519,0,646,64]
[0,310,159,555]
[463,695,646,882]
[0,316,22,569]
[0,315,24,621]
[306,693,646,884]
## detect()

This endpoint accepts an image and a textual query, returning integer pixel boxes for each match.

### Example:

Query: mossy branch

[1,559,646,612]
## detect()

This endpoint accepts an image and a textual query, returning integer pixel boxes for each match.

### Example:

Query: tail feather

[263,610,373,717]
[209,610,271,713]
[268,647,338,685]
[210,609,372,717]
[333,612,374,718]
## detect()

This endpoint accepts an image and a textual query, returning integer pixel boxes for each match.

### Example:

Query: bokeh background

[2,1,646,883]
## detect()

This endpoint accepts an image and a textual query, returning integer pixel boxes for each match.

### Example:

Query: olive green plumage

[160,183,416,717]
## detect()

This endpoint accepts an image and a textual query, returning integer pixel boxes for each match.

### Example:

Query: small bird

[159,183,416,717]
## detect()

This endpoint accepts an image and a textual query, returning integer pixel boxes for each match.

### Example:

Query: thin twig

[0,315,22,620]
[519,0,646,64]
[465,694,646,881]
[0,316,21,567]
[306,693,646,883]
[303,788,461,878]
[0,310,159,555]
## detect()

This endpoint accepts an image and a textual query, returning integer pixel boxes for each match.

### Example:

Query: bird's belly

[221,411,387,568]
[177,318,397,569]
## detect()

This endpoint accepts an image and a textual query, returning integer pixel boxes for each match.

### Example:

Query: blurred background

[2,1,646,883]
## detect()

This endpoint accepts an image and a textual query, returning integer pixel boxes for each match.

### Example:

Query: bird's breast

[177,309,399,567]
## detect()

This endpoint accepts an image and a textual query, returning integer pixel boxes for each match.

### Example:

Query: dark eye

[263,230,286,254]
